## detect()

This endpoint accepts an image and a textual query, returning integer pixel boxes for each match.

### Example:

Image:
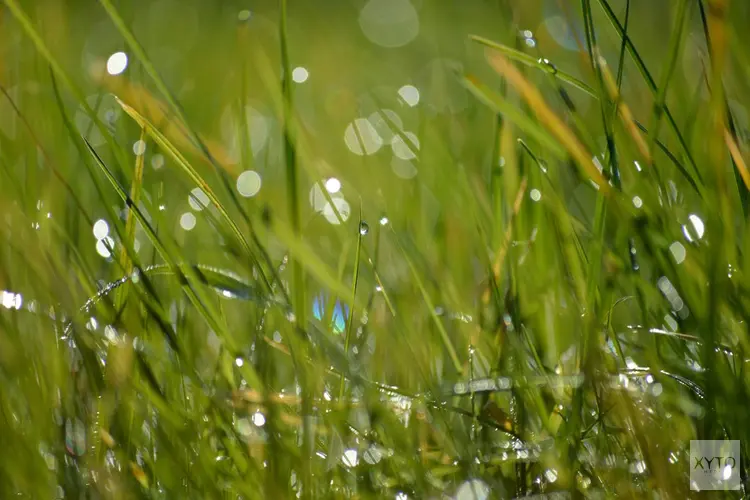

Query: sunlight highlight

[398,85,420,107]
[324,177,341,193]
[344,118,382,156]
[106,52,128,76]
[1,291,22,310]
[236,170,261,197]
[188,188,210,211]
[92,219,109,240]
[292,67,309,83]
[180,213,196,231]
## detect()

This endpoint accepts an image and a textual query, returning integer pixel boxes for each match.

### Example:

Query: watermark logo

[690,440,740,491]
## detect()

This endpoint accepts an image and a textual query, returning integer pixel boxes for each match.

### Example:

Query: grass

[1,0,750,497]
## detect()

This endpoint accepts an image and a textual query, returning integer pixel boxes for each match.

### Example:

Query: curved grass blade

[82,139,265,389]
[470,35,597,98]
[593,0,702,184]
[114,97,272,292]
[485,50,611,194]
[72,264,272,316]
[96,0,281,297]
[473,23,705,193]
[97,76,240,175]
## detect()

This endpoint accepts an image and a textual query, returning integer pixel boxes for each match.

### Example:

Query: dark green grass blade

[593,0,703,185]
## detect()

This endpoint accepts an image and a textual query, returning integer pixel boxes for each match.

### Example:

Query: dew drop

[538,58,557,74]
[325,177,341,193]
[252,411,266,427]
[544,468,558,483]
[342,449,358,467]
[359,221,370,235]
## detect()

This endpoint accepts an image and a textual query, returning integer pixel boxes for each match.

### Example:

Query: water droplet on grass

[359,222,369,235]
[538,58,557,74]
[545,468,558,482]
[252,411,266,427]
[342,449,358,467]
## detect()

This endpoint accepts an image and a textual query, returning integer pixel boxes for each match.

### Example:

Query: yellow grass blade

[725,129,750,191]
[598,55,653,164]
[485,50,610,194]
[96,74,239,174]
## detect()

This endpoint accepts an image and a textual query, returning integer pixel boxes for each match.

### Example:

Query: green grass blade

[339,205,363,399]
[114,97,272,291]
[470,35,597,98]
[463,76,568,159]
[594,0,703,184]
